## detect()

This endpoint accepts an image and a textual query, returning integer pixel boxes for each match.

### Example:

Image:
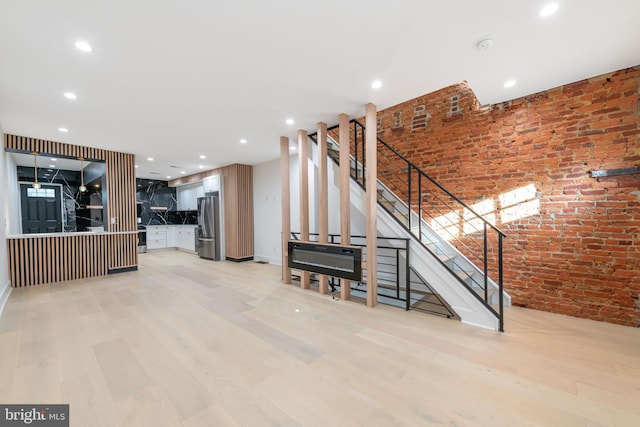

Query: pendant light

[79,157,87,192]
[32,152,41,189]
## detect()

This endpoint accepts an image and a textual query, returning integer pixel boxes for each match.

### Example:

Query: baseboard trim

[107,266,138,274]
[0,280,12,319]
[225,256,254,263]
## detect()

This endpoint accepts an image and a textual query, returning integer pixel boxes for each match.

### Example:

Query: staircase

[309,120,509,331]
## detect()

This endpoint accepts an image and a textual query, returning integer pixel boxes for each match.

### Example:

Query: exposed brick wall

[373,66,640,327]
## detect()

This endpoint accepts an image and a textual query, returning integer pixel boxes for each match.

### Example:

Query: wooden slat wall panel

[4,133,138,286]
[6,235,110,288]
[107,234,138,270]
[4,134,108,160]
[223,164,254,260]
[104,149,138,271]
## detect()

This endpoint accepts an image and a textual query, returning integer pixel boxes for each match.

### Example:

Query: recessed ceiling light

[49,164,55,168]
[289,145,296,151]
[74,41,92,52]
[240,139,247,144]
[147,157,154,161]
[504,79,516,88]
[135,165,138,168]
[199,165,204,169]
[286,118,295,125]
[199,155,206,159]
[540,3,559,17]
[166,176,171,179]
[58,127,68,133]
[51,158,57,162]
[180,171,186,174]
[371,80,382,89]
[64,92,77,100]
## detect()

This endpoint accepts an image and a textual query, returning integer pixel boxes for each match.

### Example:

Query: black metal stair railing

[309,119,506,331]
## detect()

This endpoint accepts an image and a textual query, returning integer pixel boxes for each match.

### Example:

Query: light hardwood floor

[0,249,639,426]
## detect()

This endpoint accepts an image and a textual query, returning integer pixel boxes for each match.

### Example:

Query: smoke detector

[476,36,494,51]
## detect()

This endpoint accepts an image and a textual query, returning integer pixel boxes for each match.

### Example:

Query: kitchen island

[6,230,138,288]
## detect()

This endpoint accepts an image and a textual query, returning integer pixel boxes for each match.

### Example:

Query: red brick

[370,66,640,327]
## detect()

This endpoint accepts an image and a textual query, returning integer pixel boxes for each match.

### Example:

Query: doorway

[19,183,63,233]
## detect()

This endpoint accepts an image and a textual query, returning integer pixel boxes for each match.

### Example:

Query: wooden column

[298,130,310,289]
[365,103,377,307]
[223,164,254,260]
[317,122,329,294]
[280,136,291,284]
[339,113,351,300]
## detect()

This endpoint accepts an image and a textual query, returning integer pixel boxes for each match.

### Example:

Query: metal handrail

[308,119,505,331]
[352,120,506,237]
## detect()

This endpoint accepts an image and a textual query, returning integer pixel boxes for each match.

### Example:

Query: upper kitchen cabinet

[176,182,204,210]
[203,174,220,193]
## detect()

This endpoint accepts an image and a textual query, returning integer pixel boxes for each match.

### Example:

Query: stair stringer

[348,177,500,331]
[308,139,499,330]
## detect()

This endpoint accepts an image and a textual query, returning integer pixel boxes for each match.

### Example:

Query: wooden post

[339,113,351,300]
[317,122,329,294]
[280,136,291,284]
[365,103,377,307]
[298,130,310,289]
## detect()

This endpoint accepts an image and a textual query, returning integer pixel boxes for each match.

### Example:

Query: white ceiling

[1,0,639,180]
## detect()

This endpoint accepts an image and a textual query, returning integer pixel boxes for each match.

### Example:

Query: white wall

[4,152,20,234]
[0,125,12,317]
[252,139,367,265]
[252,158,282,264]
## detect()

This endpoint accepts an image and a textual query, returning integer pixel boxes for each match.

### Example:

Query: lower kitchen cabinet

[146,225,167,250]
[176,226,197,252]
[146,225,196,253]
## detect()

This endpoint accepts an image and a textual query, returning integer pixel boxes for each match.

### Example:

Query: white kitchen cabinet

[166,226,177,247]
[145,225,196,252]
[146,225,167,250]
[176,226,197,252]
[203,175,220,193]
[176,183,204,210]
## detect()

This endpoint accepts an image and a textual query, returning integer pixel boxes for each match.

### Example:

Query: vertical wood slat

[280,137,292,284]
[365,103,378,307]
[317,122,329,295]
[4,134,108,161]
[339,113,352,300]
[6,234,124,287]
[223,166,236,258]
[241,164,254,259]
[298,130,310,289]
[4,133,138,286]
[222,163,254,261]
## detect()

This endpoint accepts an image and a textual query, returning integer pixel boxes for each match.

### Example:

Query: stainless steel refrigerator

[196,196,220,260]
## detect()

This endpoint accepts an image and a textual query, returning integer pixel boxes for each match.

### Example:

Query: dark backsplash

[17,165,106,232]
[136,178,197,225]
